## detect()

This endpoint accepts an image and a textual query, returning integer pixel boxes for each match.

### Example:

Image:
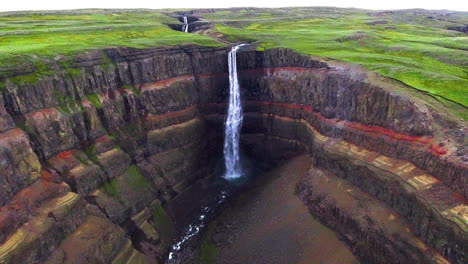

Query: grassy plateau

[0,9,220,77]
[201,8,468,111]
[0,7,466,117]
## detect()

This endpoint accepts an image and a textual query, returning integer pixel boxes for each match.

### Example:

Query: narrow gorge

[0,31,466,264]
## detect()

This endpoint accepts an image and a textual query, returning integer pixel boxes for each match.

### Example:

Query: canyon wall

[235,49,467,264]
[0,46,466,264]
[0,45,231,264]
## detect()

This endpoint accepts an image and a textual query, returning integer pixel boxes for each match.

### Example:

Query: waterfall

[182,16,189,33]
[224,44,245,180]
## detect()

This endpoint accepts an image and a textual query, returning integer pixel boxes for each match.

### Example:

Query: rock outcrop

[0,45,466,264]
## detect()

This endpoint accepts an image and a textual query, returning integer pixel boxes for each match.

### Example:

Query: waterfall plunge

[166,45,246,262]
[224,44,245,180]
[182,16,189,33]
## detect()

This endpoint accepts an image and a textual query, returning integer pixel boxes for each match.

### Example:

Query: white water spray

[182,16,189,33]
[166,190,227,263]
[224,44,245,180]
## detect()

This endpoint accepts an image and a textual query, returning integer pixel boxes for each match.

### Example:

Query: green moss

[68,100,83,113]
[10,72,41,86]
[59,60,82,77]
[102,178,120,199]
[34,60,52,74]
[125,165,151,191]
[83,144,99,164]
[198,219,219,264]
[86,93,102,108]
[101,52,114,70]
[53,90,83,114]
[67,67,82,77]
[123,84,141,95]
[8,59,56,87]
[73,154,89,165]
[107,133,117,140]
[199,241,218,264]
[101,163,150,200]
[151,205,176,247]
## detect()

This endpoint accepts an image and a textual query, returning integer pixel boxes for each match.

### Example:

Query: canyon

[0,43,466,264]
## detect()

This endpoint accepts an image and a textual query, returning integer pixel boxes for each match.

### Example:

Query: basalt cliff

[0,45,466,264]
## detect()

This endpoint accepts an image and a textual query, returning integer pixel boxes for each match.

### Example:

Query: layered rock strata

[297,166,450,264]
[234,49,467,264]
[204,48,466,263]
[0,45,229,264]
[0,46,466,264]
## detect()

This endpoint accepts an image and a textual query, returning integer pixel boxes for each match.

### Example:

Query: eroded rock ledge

[0,45,466,264]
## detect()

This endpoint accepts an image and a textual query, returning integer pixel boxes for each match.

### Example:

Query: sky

[1,0,467,12]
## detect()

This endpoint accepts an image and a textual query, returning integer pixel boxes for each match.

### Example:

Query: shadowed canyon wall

[0,46,466,264]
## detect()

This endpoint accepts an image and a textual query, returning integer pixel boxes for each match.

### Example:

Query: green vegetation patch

[102,178,120,199]
[8,59,53,86]
[198,219,219,264]
[86,93,102,108]
[73,151,90,165]
[207,8,468,113]
[1,8,466,117]
[0,10,222,79]
[151,205,176,248]
[83,144,99,163]
[102,164,150,199]
[122,84,141,95]
[59,59,82,76]
[54,92,83,114]
[9,72,42,86]
[124,165,151,191]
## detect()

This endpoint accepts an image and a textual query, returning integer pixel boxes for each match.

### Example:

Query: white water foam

[165,45,246,263]
[166,191,227,262]
[223,44,246,180]
[182,16,189,33]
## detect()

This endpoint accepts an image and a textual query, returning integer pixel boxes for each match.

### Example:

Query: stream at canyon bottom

[166,155,359,264]
[200,155,360,264]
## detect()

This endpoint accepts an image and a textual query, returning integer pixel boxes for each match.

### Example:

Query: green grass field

[203,8,468,109]
[0,10,220,75]
[0,8,466,116]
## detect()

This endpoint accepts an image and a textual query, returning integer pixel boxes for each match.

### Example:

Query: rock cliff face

[0,45,230,264]
[235,49,467,264]
[0,46,466,264]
